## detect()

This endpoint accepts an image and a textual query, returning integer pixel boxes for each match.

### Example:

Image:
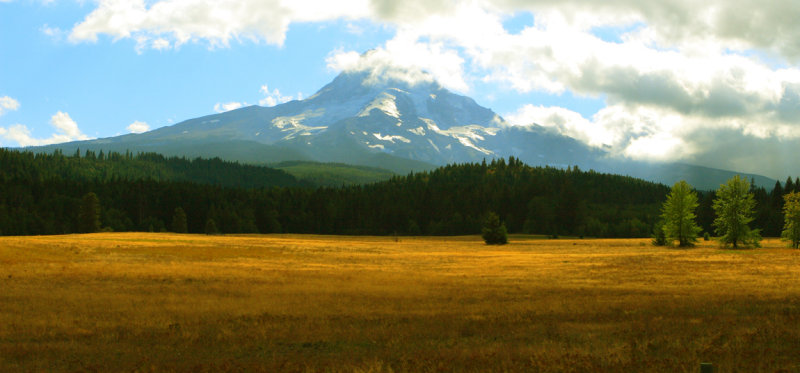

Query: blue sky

[2,0,800,178]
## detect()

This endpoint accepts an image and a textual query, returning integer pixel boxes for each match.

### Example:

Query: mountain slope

[27,68,775,188]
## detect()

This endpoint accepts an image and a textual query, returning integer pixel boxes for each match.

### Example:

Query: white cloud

[0,111,91,147]
[326,39,467,92]
[213,85,302,112]
[151,38,170,50]
[67,0,800,63]
[126,120,150,133]
[68,0,371,50]
[214,101,244,113]
[0,96,20,116]
[50,111,89,142]
[40,24,64,39]
[506,104,614,147]
[258,84,297,107]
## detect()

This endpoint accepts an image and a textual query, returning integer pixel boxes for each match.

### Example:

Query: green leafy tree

[171,207,188,233]
[781,192,800,249]
[482,212,508,245]
[713,175,761,248]
[78,192,101,233]
[660,180,702,247]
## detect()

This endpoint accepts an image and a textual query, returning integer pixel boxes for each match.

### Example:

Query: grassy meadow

[1,233,799,372]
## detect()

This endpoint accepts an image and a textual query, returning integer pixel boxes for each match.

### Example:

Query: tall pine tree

[78,192,101,233]
[171,207,188,233]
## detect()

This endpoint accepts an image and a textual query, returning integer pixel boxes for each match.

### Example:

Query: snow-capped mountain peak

[79,66,605,172]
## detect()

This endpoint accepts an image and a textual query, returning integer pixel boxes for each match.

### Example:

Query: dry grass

[1,233,799,372]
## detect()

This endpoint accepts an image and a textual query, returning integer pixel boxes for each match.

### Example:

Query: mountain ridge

[24,68,775,190]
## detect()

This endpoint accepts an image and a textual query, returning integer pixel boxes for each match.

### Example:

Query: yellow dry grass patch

[1,233,799,372]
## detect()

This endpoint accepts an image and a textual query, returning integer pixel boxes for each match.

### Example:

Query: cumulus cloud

[0,96,20,116]
[126,120,150,133]
[68,0,371,50]
[67,0,800,62]
[0,111,91,147]
[327,37,468,92]
[213,101,244,113]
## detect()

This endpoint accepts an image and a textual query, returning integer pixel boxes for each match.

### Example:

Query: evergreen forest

[0,148,794,237]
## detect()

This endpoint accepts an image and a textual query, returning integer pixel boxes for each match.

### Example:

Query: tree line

[0,148,302,188]
[0,148,798,241]
[657,176,800,249]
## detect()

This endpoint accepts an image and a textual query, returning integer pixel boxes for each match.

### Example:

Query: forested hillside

[0,148,301,188]
[270,161,395,186]
[0,148,793,237]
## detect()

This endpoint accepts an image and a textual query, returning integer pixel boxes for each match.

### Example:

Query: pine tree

[482,211,508,245]
[205,218,218,235]
[78,192,101,233]
[660,181,702,247]
[171,207,188,233]
[713,175,761,248]
[781,192,800,249]
[652,220,667,246]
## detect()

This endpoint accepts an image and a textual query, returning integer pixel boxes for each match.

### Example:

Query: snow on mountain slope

[71,67,599,168]
[27,65,778,188]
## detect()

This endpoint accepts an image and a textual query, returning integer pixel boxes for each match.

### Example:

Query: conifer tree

[205,218,218,235]
[78,192,101,233]
[660,181,702,247]
[651,220,667,246]
[171,207,188,233]
[713,175,761,248]
[781,192,800,249]
[482,211,508,245]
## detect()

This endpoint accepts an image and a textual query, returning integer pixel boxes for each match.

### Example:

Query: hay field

[1,233,799,372]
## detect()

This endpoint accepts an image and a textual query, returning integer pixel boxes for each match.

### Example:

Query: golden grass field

[1,233,799,372]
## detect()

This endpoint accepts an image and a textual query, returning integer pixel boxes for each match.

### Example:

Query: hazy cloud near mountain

[126,121,150,134]
[67,0,800,177]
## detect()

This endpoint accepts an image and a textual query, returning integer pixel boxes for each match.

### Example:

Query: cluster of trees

[0,148,302,188]
[0,150,668,237]
[2,147,800,246]
[656,175,800,248]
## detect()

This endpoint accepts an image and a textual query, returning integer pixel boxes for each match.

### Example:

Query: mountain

[28,68,775,189]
